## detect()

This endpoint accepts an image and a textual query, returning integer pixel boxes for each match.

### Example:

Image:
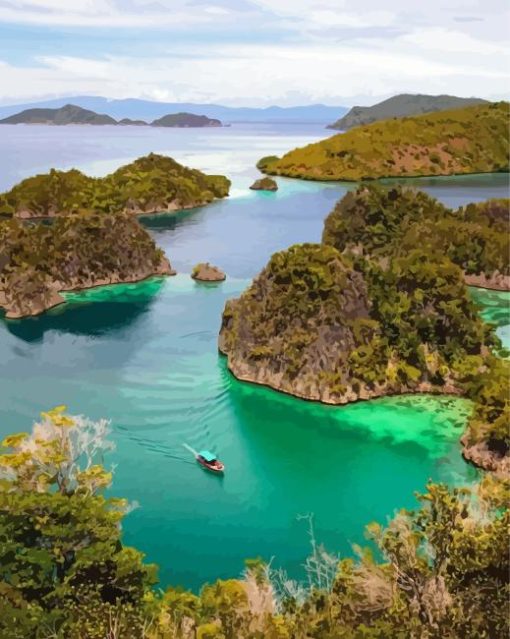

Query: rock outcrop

[191,263,226,282]
[250,177,278,192]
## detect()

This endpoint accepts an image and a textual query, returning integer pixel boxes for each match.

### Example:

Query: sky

[0,0,508,107]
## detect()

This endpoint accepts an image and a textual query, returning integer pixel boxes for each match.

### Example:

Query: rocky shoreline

[461,433,510,473]
[1,256,175,319]
[464,272,510,292]
[218,347,462,405]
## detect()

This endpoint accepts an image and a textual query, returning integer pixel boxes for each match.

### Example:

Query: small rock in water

[249,177,278,191]
[191,262,226,282]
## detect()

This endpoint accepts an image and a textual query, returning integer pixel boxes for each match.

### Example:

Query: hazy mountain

[327,94,488,130]
[0,104,117,125]
[0,96,348,124]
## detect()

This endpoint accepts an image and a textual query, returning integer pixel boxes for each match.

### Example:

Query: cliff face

[219,241,493,405]
[260,102,509,181]
[0,212,174,319]
[0,153,231,219]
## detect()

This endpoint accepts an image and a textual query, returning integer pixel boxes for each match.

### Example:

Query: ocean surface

[0,123,508,590]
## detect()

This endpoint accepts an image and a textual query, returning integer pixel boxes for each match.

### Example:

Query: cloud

[0,0,508,104]
[0,38,508,107]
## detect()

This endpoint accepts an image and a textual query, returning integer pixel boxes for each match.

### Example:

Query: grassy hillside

[328,93,487,130]
[259,102,509,181]
[0,153,230,218]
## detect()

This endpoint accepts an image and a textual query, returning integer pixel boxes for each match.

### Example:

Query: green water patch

[469,287,510,349]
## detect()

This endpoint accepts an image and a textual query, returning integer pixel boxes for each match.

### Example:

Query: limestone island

[219,185,509,471]
[0,211,175,319]
[191,263,226,282]
[258,102,509,181]
[0,153,231,219]
[250,177,278,191]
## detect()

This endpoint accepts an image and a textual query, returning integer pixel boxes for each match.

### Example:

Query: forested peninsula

[219,185,510,472]
[258,102,509,181]
[0,153,230,219]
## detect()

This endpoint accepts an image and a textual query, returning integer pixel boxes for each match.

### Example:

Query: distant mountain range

[0,97,348,124]
[0,104,224,127]
[327,94,487,130]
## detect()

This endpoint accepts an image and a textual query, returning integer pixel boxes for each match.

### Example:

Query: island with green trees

[0,211,174,318]
[219,185,509,473]
[0,153,231,219]
[327,93,487,130]
[258,102,509,181]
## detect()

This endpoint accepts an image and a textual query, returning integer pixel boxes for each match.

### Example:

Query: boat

[196,449,225,474]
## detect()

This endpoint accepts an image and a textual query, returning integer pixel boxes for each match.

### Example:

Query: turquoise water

[470,287,510,347]
[0,124,508,590]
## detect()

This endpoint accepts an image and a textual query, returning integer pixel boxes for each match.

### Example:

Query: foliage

[219,238,496,402]
[0,210,171,318]
[463,356,510,456]
[0,409,508,637]
[0,153,230,218]
[259,102,510,180]
[0,407,157,639]
[323,184,509,278]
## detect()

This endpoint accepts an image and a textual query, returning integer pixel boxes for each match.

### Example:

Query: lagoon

[0,123,508,590]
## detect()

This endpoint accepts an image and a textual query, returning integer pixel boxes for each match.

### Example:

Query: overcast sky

[0,0,508,106]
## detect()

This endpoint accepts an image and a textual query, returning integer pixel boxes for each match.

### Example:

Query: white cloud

[0,0,508,104]
[0,38,508,107]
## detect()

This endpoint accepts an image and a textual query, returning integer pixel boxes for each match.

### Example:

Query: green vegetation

[0,211,172,318]
[220,241,498,403]
[0,153,231,219]
[322,185,509,284]
[259,102,509,181]
[220,185,509,464]
[0,406,507,638]
[327,93,487,130]
[462,357,510,470]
